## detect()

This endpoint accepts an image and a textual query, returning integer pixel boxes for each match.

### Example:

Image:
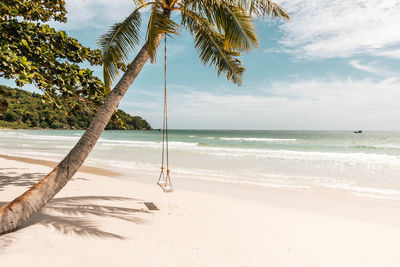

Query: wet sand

[1,156,400,266]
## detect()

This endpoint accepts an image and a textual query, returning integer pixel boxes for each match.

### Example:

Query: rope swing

[157,35,173,193]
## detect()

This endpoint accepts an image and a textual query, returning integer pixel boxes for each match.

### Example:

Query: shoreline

[2,129,400,204]
[2,152,400,227]
[119,169,400,227]
[0,127,153,131]
[1,156,400,266]
[0,154,122,177]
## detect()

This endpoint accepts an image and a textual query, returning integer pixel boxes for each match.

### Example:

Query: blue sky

[3,0,400,130]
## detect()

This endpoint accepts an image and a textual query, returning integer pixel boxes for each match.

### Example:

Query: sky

[3,0,400,130]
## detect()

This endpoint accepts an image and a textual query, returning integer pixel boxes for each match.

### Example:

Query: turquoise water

[1,129,400,199]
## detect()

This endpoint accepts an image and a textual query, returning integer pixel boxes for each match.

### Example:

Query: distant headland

[0,85,152,130]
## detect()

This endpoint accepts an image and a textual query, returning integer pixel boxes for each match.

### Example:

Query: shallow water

[1,129,400,199]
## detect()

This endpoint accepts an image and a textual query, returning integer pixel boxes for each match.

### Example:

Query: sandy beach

[3,0,400,265]
[1,156,400,266]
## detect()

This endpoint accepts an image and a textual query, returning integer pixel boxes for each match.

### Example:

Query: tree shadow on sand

[0,168,44,191]
[0,195,155,253]
[0,234,14,253]
[0,166,158,250]
[0,168,88,191]
[26,196,151,240]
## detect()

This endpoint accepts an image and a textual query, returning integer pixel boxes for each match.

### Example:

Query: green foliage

[98,9,142,93]
[180,6,245,85]
[99,0,289,88]
[0,86,11,112]
[106,110,151,130]
[145,2,179,63]
[0,0,106,109]
[233,0,290,19]
[0,85,152,130]
[0,0,67,22]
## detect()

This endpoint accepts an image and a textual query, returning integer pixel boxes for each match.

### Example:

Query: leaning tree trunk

[0,37,163,234]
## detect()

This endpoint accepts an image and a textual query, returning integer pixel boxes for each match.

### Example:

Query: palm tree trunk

[0,37,163,234]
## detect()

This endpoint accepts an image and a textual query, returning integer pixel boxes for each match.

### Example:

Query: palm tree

[0,0,289,234]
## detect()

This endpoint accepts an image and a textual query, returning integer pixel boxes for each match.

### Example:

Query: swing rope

[157,35,173,193]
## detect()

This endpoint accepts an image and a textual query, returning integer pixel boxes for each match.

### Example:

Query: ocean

[1,129,400,200]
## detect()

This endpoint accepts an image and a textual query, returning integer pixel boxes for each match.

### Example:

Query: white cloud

[349,61,377,74]
[52,0,139,30]
[276,0,400,59]
[120,78,400,130]
[264,48,283,54]
[377,48,400,59]
[166,44,186,58]
[349,60,393,76]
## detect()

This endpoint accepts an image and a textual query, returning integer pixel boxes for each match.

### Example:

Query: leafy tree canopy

[0,0,107,110]
[0,85,152,130]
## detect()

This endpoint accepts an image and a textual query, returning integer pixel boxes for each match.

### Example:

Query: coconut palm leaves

[181,0,259,51]
[97,9,142,94]
[146,1,179,62]
[180,6,246,84]
[233,0,291,19]
[98,0,289,90]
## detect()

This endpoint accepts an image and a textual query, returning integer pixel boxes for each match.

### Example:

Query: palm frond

[132,0,149,7]
[98,0,289,90]
[181,7,245,85]
[182,0,258,52]
[97,9,142,94]
[231,0,290,20]
[146,1,179,63]
[214,2,259,52]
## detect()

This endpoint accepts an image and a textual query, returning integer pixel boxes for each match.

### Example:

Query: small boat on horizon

[354,130,363,133]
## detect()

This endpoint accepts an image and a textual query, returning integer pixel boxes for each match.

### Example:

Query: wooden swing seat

[157,168,173,193]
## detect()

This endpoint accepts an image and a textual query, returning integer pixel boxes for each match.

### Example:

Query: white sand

[1,157,400,266]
